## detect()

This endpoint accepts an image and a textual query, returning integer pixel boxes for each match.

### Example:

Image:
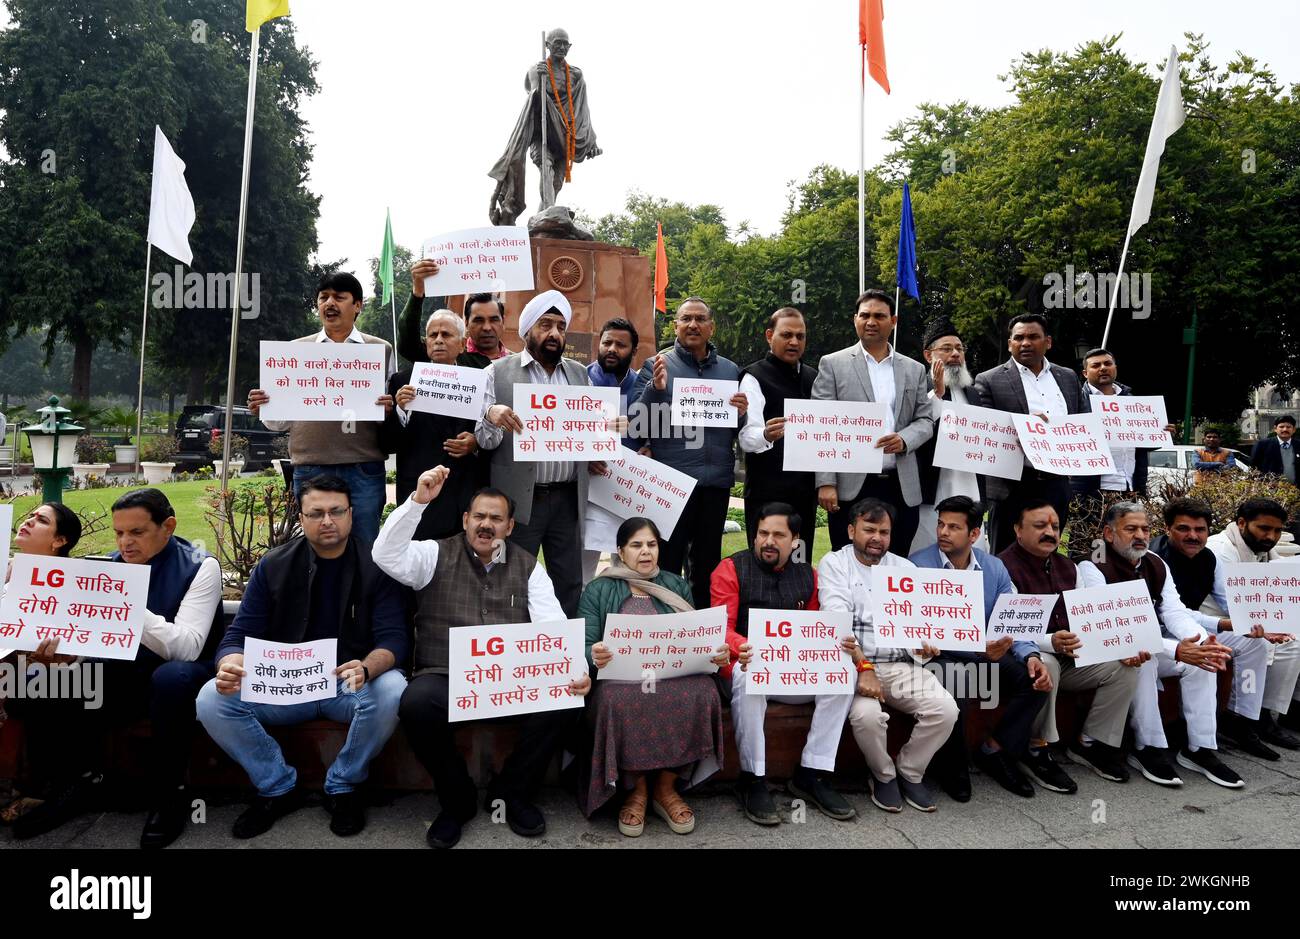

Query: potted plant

[100,405,139,464]
[140,435,179,485]
[210,433,249,478]
[72,434,113,480]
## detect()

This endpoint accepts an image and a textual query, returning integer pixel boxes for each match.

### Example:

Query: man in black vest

[372,467,592,849]
[384,307,484,541]
[711,503,856,827]
[739,307,818,545]
[197,476,410,840]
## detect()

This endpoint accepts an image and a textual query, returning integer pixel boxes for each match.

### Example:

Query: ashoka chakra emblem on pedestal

[547,256,584,291]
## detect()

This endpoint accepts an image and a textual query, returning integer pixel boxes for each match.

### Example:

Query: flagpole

[858,46,866,295]
[390,291,398,352]
[1100,227,1134,349]
[219,25,262,493]
[133,243,153,478]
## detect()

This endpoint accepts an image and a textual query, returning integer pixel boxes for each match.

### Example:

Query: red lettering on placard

[765,620,793,638]
[471,637,505,656]
[886,576,914,593]
[530,393,557,410]
[31,567,64,588]
[1100,401,1119,413]
[1026,422,1047,435]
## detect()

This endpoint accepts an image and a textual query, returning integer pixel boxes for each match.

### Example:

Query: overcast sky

[5,1,1299,278]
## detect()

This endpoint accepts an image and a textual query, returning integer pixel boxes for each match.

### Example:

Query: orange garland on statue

[545,58,577,182]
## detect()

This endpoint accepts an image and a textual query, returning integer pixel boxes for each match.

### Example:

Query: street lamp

[25,395,84,504]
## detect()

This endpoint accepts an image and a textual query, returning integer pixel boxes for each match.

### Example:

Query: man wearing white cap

[474,289,595,615]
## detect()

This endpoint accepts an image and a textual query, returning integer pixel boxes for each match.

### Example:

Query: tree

[357,244,415,352]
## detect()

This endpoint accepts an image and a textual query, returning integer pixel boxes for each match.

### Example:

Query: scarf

[596,558,694,613]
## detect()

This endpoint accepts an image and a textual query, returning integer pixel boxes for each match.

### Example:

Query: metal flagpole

[1100,228,1134,350]
[219,26,262,492]
[133,243,152,478]
[858,47,866,295]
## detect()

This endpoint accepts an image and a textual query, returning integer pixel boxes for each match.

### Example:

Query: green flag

[379,208,395,305]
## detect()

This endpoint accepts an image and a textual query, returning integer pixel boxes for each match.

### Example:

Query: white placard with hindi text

[744,609,855,695]
[587,446,697,540]
[421,226,534,294]
[1094,395,1172,449]
[0,555,150,661]
[870,566,986,652]
[932,402,1025,481]
[407,361,487,421]
[447,619,588,722]
[986,593,1055,641]
[1221,563,1300,634]
[259,340,386,422]
[671,378,738,427]
[1012,412,1116,477]
[512,384,621,463]
[242,638,338,705]
[783,399,887,473]
[1064,580,1164,667]
[598,607,728,682]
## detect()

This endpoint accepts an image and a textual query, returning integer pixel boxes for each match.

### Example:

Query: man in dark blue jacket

[196,475,409,840]
[636,297,749,607]
[1252,415,1297,483]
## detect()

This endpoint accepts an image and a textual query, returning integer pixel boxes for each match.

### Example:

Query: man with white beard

[911,320,986,554]
[1078,502,1245,789]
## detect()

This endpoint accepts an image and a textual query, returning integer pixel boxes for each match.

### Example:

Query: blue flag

[896,181,919,302]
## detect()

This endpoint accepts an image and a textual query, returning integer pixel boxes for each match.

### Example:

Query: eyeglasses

[931,344,965,354]
[302,507,351,522]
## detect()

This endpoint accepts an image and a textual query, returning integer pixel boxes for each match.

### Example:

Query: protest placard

[932,402,1025,481]
[1221,563,1300,634]
[448,619,587,722]
[1094,395,1172,448]
[407,361,487,421]
[242,638,338,705]
[259,340,386,422]
[1012,412,1116,476]
[783,399,887,473]
[986,593,1055,641]
[870,567,986,652]
[597,607,727,681]
[420,226,534,294]
[1064,580,1164,667]
[512,384,621,462]
[587,446,697,540]
[0,555,150,661]
[671,378,738,427]
[744,609,855,695]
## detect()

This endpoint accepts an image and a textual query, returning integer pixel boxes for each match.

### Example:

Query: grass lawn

[720,525,832,566]
[9,477,275,556]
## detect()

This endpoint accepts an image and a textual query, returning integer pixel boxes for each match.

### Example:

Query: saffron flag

[1127,45,1186,237]
[896,181,918,301]
[654,222,669,313]
[246,0,290,32]
[859,0,890,94]
[147,126,196,266]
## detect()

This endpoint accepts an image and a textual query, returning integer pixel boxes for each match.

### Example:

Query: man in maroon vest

[372,467,592,849]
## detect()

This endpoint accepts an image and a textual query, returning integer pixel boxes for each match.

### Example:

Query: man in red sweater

[711,503,856,827]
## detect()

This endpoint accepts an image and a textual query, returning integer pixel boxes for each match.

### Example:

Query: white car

[1145,445,1252,495]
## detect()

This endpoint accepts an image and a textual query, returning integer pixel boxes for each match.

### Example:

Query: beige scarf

[597,558,694,613]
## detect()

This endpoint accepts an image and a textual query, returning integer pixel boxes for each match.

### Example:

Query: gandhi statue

[488,28,602,227]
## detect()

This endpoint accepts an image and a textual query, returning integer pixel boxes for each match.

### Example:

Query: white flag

[1127,46,1186,237]
[147,125,196,265]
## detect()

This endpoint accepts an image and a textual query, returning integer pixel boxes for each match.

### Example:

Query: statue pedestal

[446,237,655,366]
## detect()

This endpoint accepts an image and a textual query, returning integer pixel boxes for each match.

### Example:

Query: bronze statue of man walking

[488,28,602,226]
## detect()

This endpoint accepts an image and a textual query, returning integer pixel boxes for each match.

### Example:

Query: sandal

[0,796,44,826]
[651,790,696,835]
[618,779,647,837]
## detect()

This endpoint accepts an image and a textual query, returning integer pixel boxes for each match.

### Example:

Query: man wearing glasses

[197,475,410,840]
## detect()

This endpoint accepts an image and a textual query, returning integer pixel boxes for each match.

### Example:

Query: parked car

[1145,445,1252,495]
[174,405,287,472]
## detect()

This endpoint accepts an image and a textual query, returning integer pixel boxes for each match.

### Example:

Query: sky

[4,1,1299,278]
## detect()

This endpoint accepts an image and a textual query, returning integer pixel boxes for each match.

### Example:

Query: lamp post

[25,395,84,504]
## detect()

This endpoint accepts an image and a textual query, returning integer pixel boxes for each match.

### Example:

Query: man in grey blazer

[475,289,596,617]
[968,313,1091,554]
[813,289,934,553]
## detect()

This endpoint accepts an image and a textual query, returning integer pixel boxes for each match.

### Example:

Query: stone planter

[141,461,176,485]
[213,459,245,478]
[114,445,138,464]
[71,462,110,481]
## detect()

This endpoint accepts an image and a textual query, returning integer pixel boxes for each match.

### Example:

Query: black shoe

[12,771,106,840]
[935,761,972,803]
[140,785,190,850]
[426,811,464,849]
[324,790,366,837]
[1220,714,1280,761]
[1019,748,1078,794]
[500,797,545,837]
[1067,740,1130,783]
[1126,747,1183,787]
[1278,708,1300,734]
[736,772,780,826]
[232,785,306,840]
[975,748,1034,798]
[1176,747,1245,789]
[1260,713,1300,750]
[788,768,856,821]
